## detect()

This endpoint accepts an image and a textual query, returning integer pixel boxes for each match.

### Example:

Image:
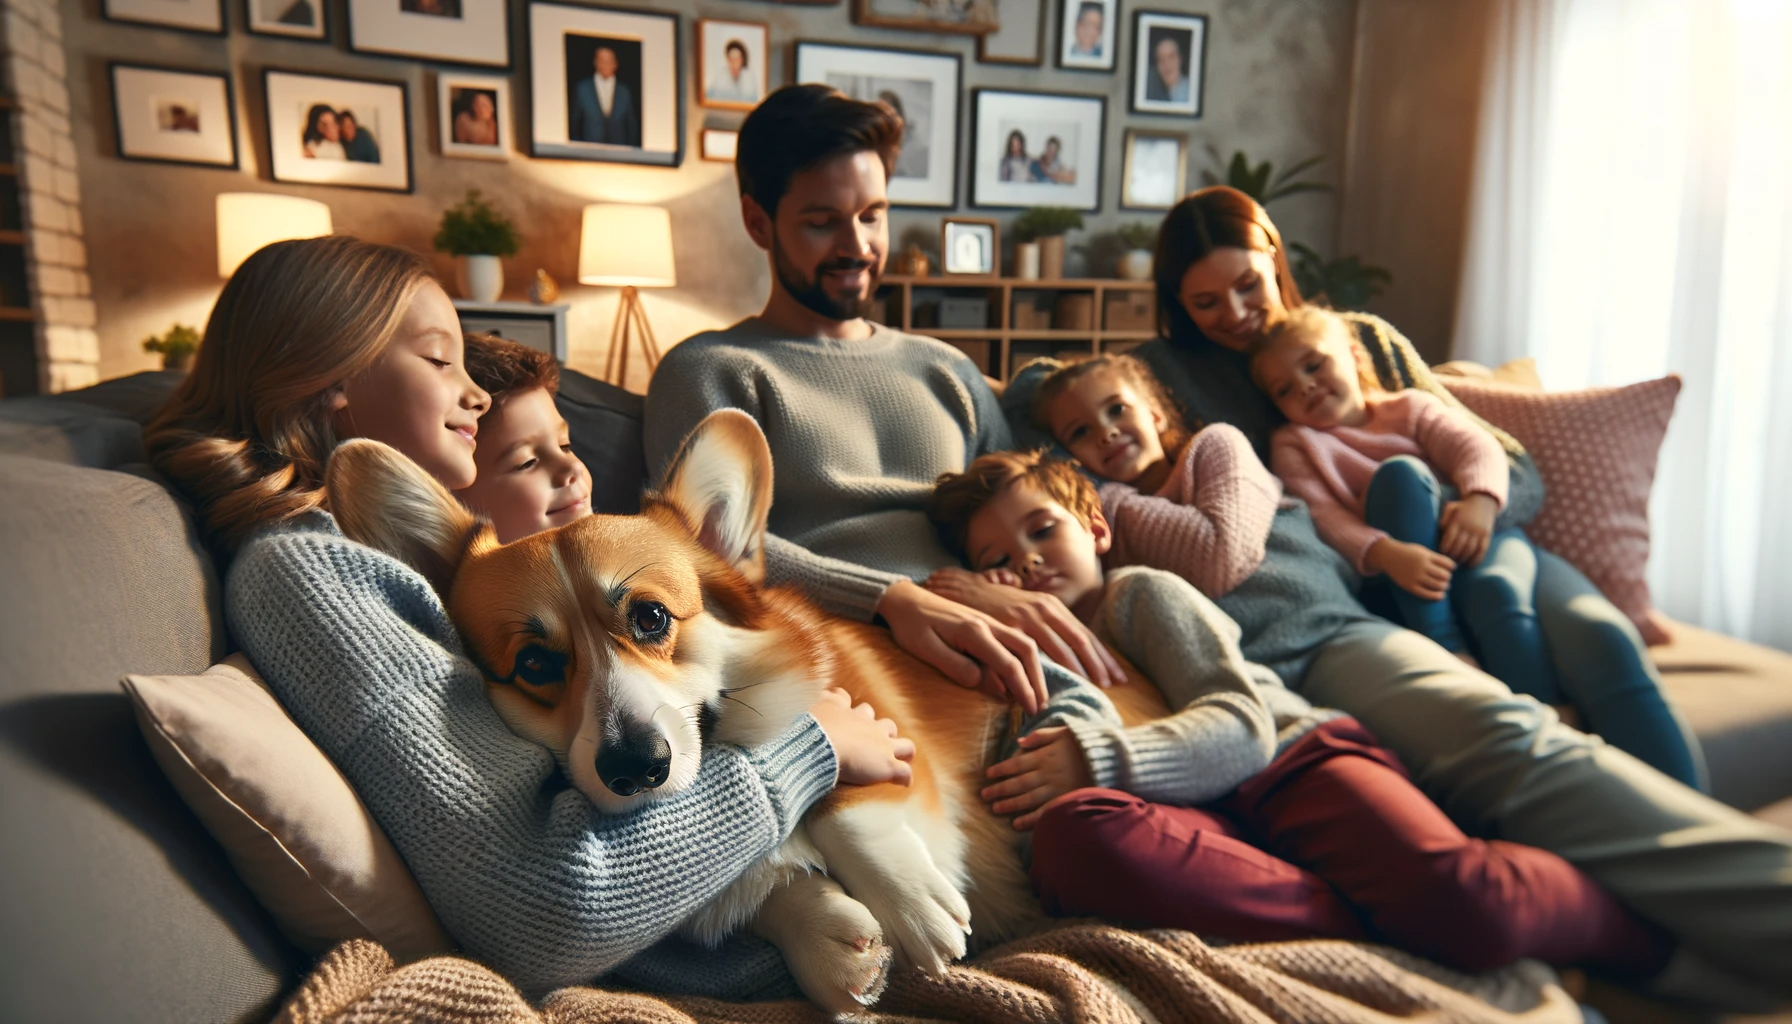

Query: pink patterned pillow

[1440,375,1681,646]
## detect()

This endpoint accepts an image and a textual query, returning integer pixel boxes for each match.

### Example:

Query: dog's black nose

[595,718,672,797]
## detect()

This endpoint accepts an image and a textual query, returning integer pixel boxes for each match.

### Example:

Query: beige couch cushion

[1653,620,1792,813]
[123,655,453,962]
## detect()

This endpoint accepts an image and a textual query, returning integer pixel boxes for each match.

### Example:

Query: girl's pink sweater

[1099,423,1283,599]
[1268,390,1508,574]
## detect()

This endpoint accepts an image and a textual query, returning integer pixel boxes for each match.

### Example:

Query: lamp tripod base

[601,285,663,391]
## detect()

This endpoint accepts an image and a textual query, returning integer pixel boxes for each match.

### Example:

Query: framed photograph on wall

[700,128,738,162]
[264,69,412,192]
[941,217,998,275]
[795,42,960,208]
[854,0,995,36]
[438,73,511,160]
[969,88,1104,211]
[1130,10,1207,117]
[976,0,1043,65]
[1120,128,1186,209]
[102,0,223,34]
[246,0,326,39]
[347,0,510,68]
[528,1,683,166]
[1055,0,1115,72]
[696,19,768,111]
[109,63,237,168]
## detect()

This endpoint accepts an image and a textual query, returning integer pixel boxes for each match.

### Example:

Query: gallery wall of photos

[99,0,1210,214]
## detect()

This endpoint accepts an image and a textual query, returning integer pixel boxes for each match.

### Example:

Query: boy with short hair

[455,332,593,544]
[925,449,1672,979]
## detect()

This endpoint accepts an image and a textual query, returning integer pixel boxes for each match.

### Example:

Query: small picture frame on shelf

[103,0,224,34]
[347,0,510,68]
[110,63,238,169]
[1120,128,1186,209]
[438,73,511,160]
[1130,9,1207,117]
[941,217,999,276]
[696,19,768,111]
[794,42,961,208]
[264,69,412,192]
[1055,0,1115,72]
[700,128,739,162]
[246,0,326,39]
[527,1,683,166]
[970,87,1105,211]
[977,0,1044,66]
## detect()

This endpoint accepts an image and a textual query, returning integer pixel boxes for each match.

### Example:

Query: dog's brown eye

[630,601,671,641]
[513,644,567,687]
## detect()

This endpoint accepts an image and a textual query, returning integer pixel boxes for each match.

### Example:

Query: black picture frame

[1054,0,1117,73]
[1128,9,1208,118]
[793,40,962,209]
[101,0,225,35]
[525,0,684,167]
[346,0,513,70]
[262,67,415,194]
[244,0,329,41]
[968,86,1106,212]
[108,61,240,170]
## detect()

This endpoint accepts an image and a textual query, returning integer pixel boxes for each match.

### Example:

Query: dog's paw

[781,888,893,1015]
[856,856,972,976]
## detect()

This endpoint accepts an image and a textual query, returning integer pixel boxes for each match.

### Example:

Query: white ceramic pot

[1015,241,1041,280]
[1118,249,1153,281]
[460,254,504,302]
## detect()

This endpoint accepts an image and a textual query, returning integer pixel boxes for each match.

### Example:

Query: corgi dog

[325,409,1168,1015]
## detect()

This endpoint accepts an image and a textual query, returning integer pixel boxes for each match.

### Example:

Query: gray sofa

[2,371,1790,1023]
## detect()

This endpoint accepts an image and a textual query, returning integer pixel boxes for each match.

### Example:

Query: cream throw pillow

[123,653,453,961]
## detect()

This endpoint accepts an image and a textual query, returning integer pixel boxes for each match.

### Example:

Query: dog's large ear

[325,438,488,595]
[656,409,774,583]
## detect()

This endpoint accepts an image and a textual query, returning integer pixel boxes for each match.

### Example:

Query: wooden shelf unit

[874,275,1158,381]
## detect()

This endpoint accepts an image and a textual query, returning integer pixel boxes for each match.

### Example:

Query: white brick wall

[3,0,93,393]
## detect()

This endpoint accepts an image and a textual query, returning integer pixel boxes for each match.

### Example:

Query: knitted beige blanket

[274,926,1582,1024]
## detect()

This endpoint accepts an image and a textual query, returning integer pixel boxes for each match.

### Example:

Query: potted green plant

[142,324,201,372]
[1115,222,1157,281]
[433,189,520,303]
[1011,206,1084,280]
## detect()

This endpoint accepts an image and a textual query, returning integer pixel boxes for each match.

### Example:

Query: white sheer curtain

[1454,0,1792,650]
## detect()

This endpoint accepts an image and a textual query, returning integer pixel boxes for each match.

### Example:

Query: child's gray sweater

[1062,566,1342,805]
[226,513,838,998]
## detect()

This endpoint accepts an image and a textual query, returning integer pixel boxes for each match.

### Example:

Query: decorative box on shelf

[453,299,571,363]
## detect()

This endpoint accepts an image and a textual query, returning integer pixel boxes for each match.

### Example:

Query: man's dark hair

[1077,2,1101,20]
[736,84,903,217]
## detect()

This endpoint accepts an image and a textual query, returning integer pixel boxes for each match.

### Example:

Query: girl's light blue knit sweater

[225,512,839,998]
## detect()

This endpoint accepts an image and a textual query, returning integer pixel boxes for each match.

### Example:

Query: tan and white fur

[326,410,1169,1015]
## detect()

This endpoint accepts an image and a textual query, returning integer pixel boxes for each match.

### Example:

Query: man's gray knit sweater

[225,513,839,998]
[1062,566,1342,805]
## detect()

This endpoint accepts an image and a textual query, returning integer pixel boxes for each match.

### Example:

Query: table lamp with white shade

[578,203,676,389]
[216,193,334,278]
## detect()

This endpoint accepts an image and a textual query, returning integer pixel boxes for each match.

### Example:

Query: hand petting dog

[876,578,1049,714]
[982,726,1093,831]
[810,686,916,787]
[923,566,1126,689]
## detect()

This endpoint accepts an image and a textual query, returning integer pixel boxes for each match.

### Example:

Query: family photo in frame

[971,88,1105,211]
[264,69,412,191]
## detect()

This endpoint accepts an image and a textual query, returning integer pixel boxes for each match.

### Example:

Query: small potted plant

[1011,206,1084,280]
[434,189,520,303]
[1115,222,1157,281]
[142,323,201,372]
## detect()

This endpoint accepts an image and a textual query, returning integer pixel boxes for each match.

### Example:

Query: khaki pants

[1300,619,1792,993]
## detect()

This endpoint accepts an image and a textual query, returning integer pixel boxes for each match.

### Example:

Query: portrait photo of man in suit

[567,37,641,147]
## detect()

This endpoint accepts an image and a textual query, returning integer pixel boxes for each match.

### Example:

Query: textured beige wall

[62,0,1358,391]
[1335,0,1494,364]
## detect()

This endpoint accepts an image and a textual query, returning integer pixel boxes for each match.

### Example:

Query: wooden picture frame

[941,217,999,276]
[1119,128,1187,210]
[976,0,1045,66]
[700,128,738,162]
[264,68,413,193]
[854,0,995,36]
[696,19,769,111]
[438,72,512,160]
[102,0,224,35]
[245,0,327,40]
[109,62,239,169]
[527,1,684,167]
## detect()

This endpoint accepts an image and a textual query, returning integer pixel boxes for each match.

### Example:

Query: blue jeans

[1363,456,1704,789]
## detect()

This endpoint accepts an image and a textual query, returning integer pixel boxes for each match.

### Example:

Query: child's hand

[1367,538,1455,601]
[1438,494,1498,566]
[980,567,1023,588]
[981,726,1093,830]
[809,687,916,788]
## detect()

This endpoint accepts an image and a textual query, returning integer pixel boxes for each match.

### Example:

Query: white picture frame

[942,217,999,276]
[1055,0,1116,72]
[1120,128,1186,210]
[696,19,768,112]
[528,1,683,166]
[438,73,511,160]
[700,128,738,162]
[264,69,412,192]
[1130,9,1207,118]
[110,63,238,169]
[102,0,223,33]
[970,88,1105,211]
[347,0,510,68]
[245,0,326,39]
[794,42,961,209]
